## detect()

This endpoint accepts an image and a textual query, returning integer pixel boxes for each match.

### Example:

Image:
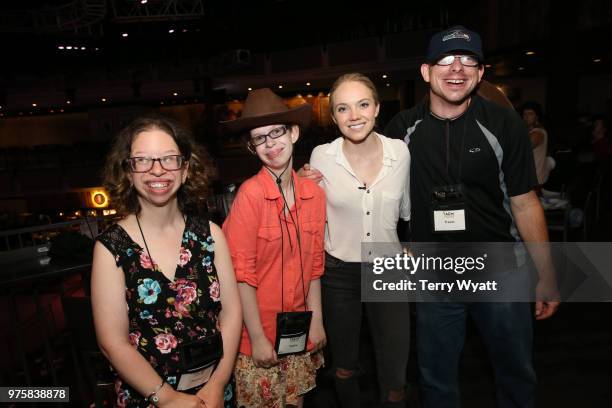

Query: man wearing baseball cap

[385,26,559,408]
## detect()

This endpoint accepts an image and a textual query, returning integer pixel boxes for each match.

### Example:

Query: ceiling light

[518,67,525,71]
[278,85,283,89]
[66,100,71,104]
[58,46,65,50]
[386,83,390,87]
[101,98,107,102]
[382,74,388,79]
[32,103,37,107]
[485,64,492,68]
[141,0,148,4]
[306,82,311,86]
[248,87,252,91]
[525,51,535,55]
[122,33,128,38]
[66,46,73,50]
[168,29,175,34]
[81,46,86,50]
[173,92,178,96]
[593,58,602,63]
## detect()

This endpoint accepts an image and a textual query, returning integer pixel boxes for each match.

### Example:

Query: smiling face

[128,127,189,209]
[250,123,298,170]
[421,53,484,117]
[331,80,380,144]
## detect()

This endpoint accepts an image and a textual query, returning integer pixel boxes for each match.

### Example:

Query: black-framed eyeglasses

[249,125,288,147]
[124,155,186,173]
[436,54,480,67]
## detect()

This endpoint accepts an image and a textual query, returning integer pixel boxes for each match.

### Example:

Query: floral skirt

[234,351,324,408]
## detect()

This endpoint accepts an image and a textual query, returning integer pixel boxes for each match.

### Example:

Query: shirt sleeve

[398,143,411,221]
[309,145,324,185]
[500,112,538,197]
[222,182,262,287]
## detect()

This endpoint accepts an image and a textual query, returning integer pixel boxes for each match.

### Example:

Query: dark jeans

[417,300,536,408]
[322,253,410,407]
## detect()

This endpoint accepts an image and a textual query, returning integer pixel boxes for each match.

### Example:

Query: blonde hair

[329,73,380,113]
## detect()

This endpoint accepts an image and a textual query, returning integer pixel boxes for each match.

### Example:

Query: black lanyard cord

[135,213,185,273]
[274,175,309,313]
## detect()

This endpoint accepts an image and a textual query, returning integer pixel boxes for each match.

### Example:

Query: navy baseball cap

[426,26,484,63]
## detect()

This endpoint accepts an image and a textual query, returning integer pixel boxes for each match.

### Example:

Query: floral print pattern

[234,351,324,408]
[97,216,234,407]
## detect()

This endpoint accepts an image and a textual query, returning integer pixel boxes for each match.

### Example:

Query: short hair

[520,101,544,121]
[102,114,216,216]
[329,73,379,114]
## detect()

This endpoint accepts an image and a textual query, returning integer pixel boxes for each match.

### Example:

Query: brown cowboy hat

[220,88,312,134]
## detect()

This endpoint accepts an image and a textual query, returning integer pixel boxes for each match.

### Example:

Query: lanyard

[136,213,186,274]
[264,166,308,313]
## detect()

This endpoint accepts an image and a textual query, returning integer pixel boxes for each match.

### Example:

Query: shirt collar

[256,167,315,202]
[325,132,398,167]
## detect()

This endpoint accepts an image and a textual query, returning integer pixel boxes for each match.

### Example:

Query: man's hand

[297,163,323,183]
[535,278,560,320]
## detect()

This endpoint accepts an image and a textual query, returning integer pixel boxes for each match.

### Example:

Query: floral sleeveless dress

[97,215,235,407]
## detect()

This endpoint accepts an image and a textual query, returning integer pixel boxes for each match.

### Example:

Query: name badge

[431,184,468,233]
[277,332,308,355]
[433,209,466,231]
[177,364,215,391]
[274,311,312,357]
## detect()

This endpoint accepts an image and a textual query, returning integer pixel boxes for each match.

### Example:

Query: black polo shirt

[385,94,537,243]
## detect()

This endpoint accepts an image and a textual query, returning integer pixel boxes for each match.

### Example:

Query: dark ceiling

[1,1,454,78]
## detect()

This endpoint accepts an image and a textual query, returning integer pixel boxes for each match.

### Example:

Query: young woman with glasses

[221,88,326,408]
[91,114,242,408]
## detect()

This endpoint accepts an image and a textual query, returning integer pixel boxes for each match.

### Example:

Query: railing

[0,217,113,263]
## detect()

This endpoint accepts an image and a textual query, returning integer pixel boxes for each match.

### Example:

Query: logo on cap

[442,30,471,42]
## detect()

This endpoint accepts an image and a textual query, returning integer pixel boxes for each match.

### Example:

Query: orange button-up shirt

[222,167,326,355]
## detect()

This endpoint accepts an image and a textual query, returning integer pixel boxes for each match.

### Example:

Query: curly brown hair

[102,114,217,216]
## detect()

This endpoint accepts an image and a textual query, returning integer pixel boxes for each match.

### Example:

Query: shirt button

[367,211,371,215]
[366,190,370,193]
[367,232,371,236]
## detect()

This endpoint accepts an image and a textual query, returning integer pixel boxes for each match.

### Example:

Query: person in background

[221,88,327,408]
[91,114,242,408]
[521,101,553,189]
[300,73,411,408]
[590,115,612,162]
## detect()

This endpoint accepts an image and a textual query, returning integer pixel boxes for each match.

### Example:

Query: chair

[61,296,114,407]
